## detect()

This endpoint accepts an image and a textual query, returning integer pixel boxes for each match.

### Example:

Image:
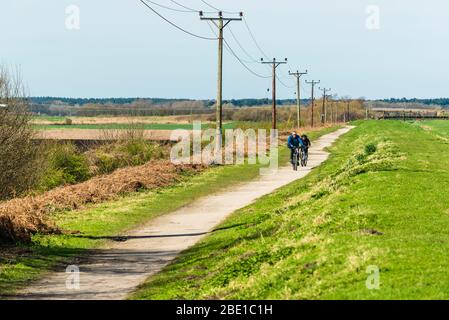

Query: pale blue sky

[1,0,448,99]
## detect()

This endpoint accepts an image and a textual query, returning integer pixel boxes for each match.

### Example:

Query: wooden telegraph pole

[305,80,320,127]
[261,58,288,130]
[347,99,351,122]
[289,69,308,128]
[319,87,331,125]
[200,11,243,140]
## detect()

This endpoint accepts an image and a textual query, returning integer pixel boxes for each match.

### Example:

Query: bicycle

[300,147,308,167]
[292,147,300,171]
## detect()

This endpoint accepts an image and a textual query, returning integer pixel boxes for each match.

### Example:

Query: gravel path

[17,126,353,300]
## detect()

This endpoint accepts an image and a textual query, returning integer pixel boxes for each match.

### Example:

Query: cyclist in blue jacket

[287,131,304,164]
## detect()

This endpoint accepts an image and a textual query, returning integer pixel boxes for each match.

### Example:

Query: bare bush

[0,66,42,200]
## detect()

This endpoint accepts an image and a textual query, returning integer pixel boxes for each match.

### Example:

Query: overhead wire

[140,0,312,93]
[139,0,217,40]
[276,75,295,89]
[223,38,271,79]
[144,0,195,13]
[227,26,260,64]
[205,21,270,78]
[169,0,216,13]
[242,17,270,60]
[199,0,240,14]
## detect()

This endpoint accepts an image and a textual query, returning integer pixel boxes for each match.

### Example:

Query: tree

[0,66,42,199]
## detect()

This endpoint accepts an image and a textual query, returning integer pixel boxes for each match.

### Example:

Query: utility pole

[305,80,320,127]
[289,69,308,128]
[346,99,351,122]
[335,101,338,123]
[319,87,331,125]
[261,58,288,130]
[200,11,243,140]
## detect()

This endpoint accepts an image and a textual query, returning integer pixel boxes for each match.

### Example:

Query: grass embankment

[132,120,449,300]
[0,126,340,297]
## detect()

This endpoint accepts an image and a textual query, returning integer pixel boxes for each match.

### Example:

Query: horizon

[28,96,449,101]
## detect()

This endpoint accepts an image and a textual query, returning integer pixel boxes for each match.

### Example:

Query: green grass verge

[0,126,340,297]
[131,120,449,300]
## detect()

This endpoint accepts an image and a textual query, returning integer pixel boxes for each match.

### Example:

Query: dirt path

[17,126,353,300]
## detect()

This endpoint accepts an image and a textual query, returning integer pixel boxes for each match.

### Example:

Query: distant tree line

[222,99,301,107]
[29,97,313,117]
[28,96,449,117]
[30,97,308,108]
[30,97,193,106]
[381,98,449,107]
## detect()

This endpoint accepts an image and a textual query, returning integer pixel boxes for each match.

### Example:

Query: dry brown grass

[32,115,213,125]
[36,129,176,141]
[0,161,204,243]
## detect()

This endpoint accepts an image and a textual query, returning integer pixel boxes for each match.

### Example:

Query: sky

[1,0,448,100]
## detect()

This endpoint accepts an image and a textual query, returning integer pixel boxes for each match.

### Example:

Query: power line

[168,0,217,13]
[228,26,259,63]
[139,0,217,40]
[207,22,253,64]
[205,20,270,78]
[144,0,195,13]
[243,17,270,60]
[167,0,199,12]
[223,38,271,79]
[199,0,240,14]
[276,75,295,89]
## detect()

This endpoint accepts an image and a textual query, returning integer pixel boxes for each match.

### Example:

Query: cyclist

[287,131,304,164]
[301,134,311,158]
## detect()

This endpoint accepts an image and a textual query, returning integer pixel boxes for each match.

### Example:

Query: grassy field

[0,126,339,297]
[417,120,449,136]
[131,120,449,300]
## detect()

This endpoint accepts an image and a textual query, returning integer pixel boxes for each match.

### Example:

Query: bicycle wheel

[299,149,305,167]
[292,151,298,171]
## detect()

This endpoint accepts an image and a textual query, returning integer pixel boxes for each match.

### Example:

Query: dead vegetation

[0,161,204,243]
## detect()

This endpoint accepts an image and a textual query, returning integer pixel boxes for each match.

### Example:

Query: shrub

[364,143,377,156]
[53,144,90,184]
[38,143,91,189]
[38,167,66,191]
[88,139,167,175]
[0,66,43,200]
[94,152,120,174]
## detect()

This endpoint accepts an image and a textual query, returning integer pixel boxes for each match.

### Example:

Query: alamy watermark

[66,265,80,290]
[170,121,279,175]
[65,5,81,30]
[366,5,381,30]
[366,265,380,290]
